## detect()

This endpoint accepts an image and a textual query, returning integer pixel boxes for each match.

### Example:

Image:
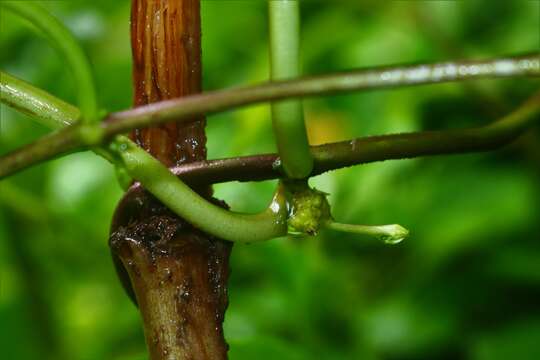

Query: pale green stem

[326,222,410,245]
[0,71,112,166]
[113,138,289,243]
[0,71,80,129]
[269,0,313,178]
[1,1,98,122]
[0,72,286,239]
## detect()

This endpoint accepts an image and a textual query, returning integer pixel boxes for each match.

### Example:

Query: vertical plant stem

[110,1,231,359]
[130,0,207,167]
[269,0,313,178]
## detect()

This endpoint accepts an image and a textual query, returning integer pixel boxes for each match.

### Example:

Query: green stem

[311,90,540,165]
[269,0,313,178]
[0,71,289,242]
[1,54,539,178]
[0,71,80,128]
[113,138,288,243]
[326,222,409,245]
[1,1,98,122]
[105,53,539,136]
[1,70,540,181]
[131,87,540,184]
[0,71,111,167]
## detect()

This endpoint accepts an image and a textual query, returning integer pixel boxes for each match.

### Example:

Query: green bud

[286,180,332,235]
[326,222,410,245]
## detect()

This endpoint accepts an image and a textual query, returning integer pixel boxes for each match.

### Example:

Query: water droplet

[375,224,409,245]
[378,234,405,245]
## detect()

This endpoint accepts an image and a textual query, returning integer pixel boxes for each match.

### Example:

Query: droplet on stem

[325,222,409,245]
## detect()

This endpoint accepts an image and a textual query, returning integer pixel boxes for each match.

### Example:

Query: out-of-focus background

[1,1,539,359]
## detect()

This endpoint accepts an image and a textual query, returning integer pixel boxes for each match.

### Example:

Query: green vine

[1,4,539,245]
[111,138,289,243]
[269,0,313,179]
[1,1,99,123]
[0,71,80,128]
[1,53,537,178]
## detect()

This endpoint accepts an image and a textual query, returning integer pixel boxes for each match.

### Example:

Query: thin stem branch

[1,1,98,122]
[269,0,313,178]
[2,69,539,245]
[105,53,539,135]
[140,89,540,185]
[0,54,538,178]
[325,222,409,245]
[0,72,111,169]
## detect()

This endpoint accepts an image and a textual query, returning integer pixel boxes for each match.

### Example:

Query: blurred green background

[1,1,540,359]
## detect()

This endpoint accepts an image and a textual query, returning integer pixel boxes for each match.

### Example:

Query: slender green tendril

[269,0,313,179]
[113,138,289,243]
[1,1,98,123]
[0,71,114,174]
[326,222,409,244]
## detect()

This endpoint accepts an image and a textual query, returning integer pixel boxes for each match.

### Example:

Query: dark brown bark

[110,191,230,360]
[109,1,231,359]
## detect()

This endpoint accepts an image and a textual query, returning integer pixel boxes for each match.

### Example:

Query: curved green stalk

[1,1,98,122]
[113,138,288,243]
[0,70,287,241]
[269,0,313,178]
[326,222,409,244]
[1,71,80,128]
[0,71,113,167]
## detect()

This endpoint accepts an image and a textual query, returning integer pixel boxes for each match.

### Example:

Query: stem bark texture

[110,1,231,359]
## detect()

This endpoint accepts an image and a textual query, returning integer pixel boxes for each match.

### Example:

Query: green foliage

[1,1,539,360]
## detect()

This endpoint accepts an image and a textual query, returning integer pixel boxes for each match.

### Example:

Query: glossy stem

[114,138,288,243]
[1,72,540,182]
[104,53,539,135]
[269,0,313,178]
[0,71,80,128]
[1,54,539,178]
[0,72,113,167]
[326,222,409,245]
[1,1,98,122]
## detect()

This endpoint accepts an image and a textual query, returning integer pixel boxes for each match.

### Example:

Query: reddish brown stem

[130,0,206,166]
[110,1,231,359]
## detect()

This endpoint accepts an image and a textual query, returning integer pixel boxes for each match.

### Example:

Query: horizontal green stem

[114,139,288,243]
[105,53,539,135]
[326,222,409,244]
[1,1,98,122]
[2,70,539,245]
[132,90,540,185]
[269,0,313,178]
[1,54,539,178]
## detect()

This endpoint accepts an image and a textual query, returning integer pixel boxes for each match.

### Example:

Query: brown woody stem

[109,1,230,359]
